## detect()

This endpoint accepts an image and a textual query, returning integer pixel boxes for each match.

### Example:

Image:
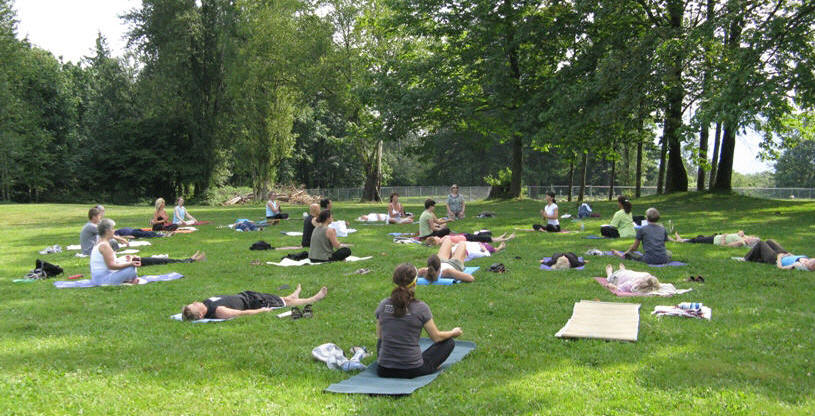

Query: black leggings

[600,226,620,238]
[139,256,194,267]
[463,233,492,243]
[744,239,787,264]
[309,247,352,263]
[686,235,715,244]
[533,224,561,232]
[267,213,289,220]
[544,252,585,268]
[422,228,451,239]
[377,338,455,379]
[152,223,178,232]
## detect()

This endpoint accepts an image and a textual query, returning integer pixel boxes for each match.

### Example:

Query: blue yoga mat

[325,338,476,395]
[53,272,184,288]
[169,313,229,324]
[584,235,609,239]
[600,251,687,267]
[540,257,585,270]
[417,266,479,285]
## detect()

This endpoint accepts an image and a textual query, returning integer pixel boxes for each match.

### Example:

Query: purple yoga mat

[53,272,183,288]
[600,251,687,267]
[540,257,585,270]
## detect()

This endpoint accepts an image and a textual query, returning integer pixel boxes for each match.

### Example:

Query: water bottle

[678,302,701,310]
[580,222,585,232]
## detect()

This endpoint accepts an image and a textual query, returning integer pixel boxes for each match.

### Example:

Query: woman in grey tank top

[308,210,352,262]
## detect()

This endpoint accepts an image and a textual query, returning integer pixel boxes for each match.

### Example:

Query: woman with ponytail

[375,263,463,378]
[417,237,475,282]
[601,196,635,238]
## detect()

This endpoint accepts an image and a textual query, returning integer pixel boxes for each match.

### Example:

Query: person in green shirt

[601,196,635,238]
[418,199,450,240]
[670,230,759,247]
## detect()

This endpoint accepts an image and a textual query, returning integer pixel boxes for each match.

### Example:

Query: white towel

[128,241,152,247]
[67,245,81,251]
[267,256,372,267]
[652,305,712,320]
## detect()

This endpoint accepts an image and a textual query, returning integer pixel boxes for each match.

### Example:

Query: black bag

[250,240,273,250]
[488,263,506,273]
[35,259,63,277]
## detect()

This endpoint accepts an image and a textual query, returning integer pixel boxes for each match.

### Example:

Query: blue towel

[584,235,609,239]
[325,338,476,395]
[599,251,687,267]
[169,313,229,324]
[417,266,479,285]
[53,272,184,288]
[389,232,416,236]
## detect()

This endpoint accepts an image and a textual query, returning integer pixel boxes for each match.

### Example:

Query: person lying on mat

[417,238,474,282]
[446,184,465,220]
[424,236,505,260]
[151,198,178,231]
[600,196,635,239]
[533,191,560,232]
[357,213,389,222]
[418,199,450,240]
[670,230,759,248]
[743,239,815,270]
[115,227,168,239]
[540,252,587,269]
[612,207,672,264]
[308,210,352,262]
[376,263,462,378]
[301,203,321,247]
[266,192,289,220]
[388,193,414,224]
[604,263,660,293]
[182,284,328,320]
[423,231,516,245]
[173,197,197,225]
[81,207,130,255]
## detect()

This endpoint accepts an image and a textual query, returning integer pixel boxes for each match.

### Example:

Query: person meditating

[446,185,465,220]
[173,197,197,225]
[151,198,178,231]
[81,207,129,255]
[417,238,475,282]
[533,191,560,232]
[743,239,815,271]
[301,203,320,247]
[308,210,352,262]
[375,263,462,378]
[601,196,635,238]
[388,193,413,224]
[182,284,328,320]
[266,192,289,221]
[671,230,759,248]
[612,207,671,265]
[418,199,450,240]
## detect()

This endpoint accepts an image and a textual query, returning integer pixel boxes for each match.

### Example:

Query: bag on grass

[35,259,63,277]
[250,241,273,250]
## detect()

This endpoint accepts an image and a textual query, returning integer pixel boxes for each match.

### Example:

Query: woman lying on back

[375,263,462,378]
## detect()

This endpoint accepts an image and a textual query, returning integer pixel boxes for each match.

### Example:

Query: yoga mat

[128,241,152,247]
[556,300,640,342]
[267,256,373,266]
[417,267,479,285]
[281,231,303,236]
[53,272,183,288]
[600,251,687,267]
[540,257,585,270]
[325,338,476,395]
[584,235,609,239]
[593,277,693,297]
[169,313,229,324]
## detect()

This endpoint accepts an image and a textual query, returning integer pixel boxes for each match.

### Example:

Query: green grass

[1,193,814,415]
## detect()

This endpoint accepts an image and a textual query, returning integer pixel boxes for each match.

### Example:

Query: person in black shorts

[181,284,328,320]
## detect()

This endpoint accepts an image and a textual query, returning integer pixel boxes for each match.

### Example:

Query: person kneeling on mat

[182,284,327,320]
[417,237,474,282]
[308,210,351,262]
[375,263,462,378]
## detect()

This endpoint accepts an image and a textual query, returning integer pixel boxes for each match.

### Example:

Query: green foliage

[774,140,815,188]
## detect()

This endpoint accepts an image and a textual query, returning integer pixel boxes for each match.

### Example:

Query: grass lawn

[1,193,814,415]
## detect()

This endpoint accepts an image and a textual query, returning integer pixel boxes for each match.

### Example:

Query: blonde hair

[551,256,571,270]
[632,275,660,293]
[154,198,165,211]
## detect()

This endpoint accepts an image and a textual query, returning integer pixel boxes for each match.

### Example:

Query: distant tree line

[0,0,813,203]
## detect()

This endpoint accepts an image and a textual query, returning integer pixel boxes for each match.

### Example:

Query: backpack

[250,241,273,250]
[577,203,592,219]
[27,259,63,279]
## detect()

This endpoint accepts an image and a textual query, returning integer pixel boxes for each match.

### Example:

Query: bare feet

[507,232,516,240]
[314,286,328,301]
[292,284,302,298]
[605,264,613,278]
[496,242,506,251]
[619,263,626,270]
[612,250,625,259]
[192,251,207,262]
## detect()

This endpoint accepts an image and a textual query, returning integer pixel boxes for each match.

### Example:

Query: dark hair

[316,209,332,224]
[182,304,197,321]
[546,191,556,203]
[617,196,632,214]
[424,199,436,209]
[390,263,418,317]
[426,254,441,282]
[390,192,398,202]
[88,207,101,220]
[319,198,331,209]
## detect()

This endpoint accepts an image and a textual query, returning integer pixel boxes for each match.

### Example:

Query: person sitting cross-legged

[182,284,328,320]
[612,207,672,265]
[308,209,352,262]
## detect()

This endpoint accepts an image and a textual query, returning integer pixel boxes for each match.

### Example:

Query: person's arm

[551,206,558,219]
[624,239,640,255]
[100,243,138,270]
[726,239,745,247]
[151,211,162,225]
[423,318,462,343]
[326,228,342,249]
[609,211,622,228]
[214,306,274,319]
[113,235,130,246]
[444,269,474,282]
[460,199,465,214]
[376,319,382,339]
[267,200,279,214]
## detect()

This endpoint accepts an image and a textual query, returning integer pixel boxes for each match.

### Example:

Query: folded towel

[266,256,373,267]
[652,305,712,320]
[54,272,183,288]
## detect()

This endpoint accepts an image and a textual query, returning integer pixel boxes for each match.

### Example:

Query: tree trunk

[709,122,722,188]
[713,122,736,192]
[509,134,523,198]
[697,123,709,191]
[578,152,588,202]
[567,159,574,202]
[657,135,667,194]
[361,140,383,201]
[636,139,643,198]
[608,158,615,200]
[663,0,688,194]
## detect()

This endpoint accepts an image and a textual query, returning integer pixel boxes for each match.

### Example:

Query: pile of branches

[222,186,321,206]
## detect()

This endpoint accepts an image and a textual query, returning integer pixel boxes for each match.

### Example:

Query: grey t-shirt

[636,223,670,264]
[79,222,98,255]
[375,298,432,369]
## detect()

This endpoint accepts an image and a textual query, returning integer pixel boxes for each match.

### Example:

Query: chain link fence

[304,185,815,201]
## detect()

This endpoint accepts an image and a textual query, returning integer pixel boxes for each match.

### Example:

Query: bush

[200,185,254,206]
